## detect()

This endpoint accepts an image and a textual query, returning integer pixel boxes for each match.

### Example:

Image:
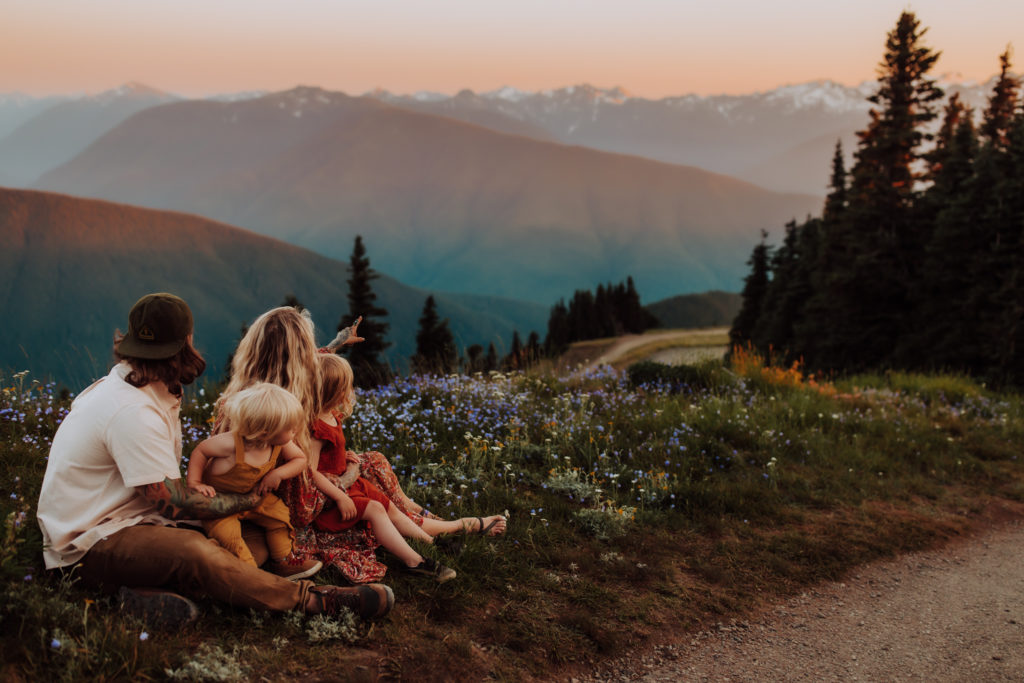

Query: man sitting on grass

[36,292,393,626]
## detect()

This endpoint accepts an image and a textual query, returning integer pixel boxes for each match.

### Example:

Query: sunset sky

[4,1,1022,98]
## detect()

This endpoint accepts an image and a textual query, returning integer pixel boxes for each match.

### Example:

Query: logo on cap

[139,325,155,341]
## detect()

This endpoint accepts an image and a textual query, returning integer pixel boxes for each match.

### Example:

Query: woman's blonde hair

[317,353,356,419]
[223,382,304,447]
[215,307,320,453]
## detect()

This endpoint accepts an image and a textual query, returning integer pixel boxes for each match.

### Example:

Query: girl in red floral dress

[309,353,457,582]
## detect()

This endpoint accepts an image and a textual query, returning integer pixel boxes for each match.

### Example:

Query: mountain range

[32,86,821,304]
[374,76,1004,195]
[0,188,548,387]
[5,75,1003,195]
[3,75,1003,311]
[0,83,179,187]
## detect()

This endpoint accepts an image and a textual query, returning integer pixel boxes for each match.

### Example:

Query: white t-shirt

[37,362,185,569]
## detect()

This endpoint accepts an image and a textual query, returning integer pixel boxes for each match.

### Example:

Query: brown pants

[75,524,312,612]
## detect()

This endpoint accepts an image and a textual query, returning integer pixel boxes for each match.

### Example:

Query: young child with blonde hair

[187,382,322,580]
[310,353,498,582]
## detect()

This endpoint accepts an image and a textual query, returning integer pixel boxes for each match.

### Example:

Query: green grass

[2,362,1023,681]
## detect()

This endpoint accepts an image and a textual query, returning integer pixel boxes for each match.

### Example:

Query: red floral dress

[310,415,391,532]
[276,414,426,584]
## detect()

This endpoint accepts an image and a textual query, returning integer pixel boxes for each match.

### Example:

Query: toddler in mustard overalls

[186,382,321,580]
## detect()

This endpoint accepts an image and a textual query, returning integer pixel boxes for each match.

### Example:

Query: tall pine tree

[979,48,1020,150]
[906,97,980,371]
[984,109,1024,385]
[341,235,391,387]
[808,11,942,371]
[729,230,772,352]
[411,295,457,375]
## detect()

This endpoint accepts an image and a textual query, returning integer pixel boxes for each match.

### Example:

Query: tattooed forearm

[324,326,353,352]
[140,478,259,520]
[338,460,360,490]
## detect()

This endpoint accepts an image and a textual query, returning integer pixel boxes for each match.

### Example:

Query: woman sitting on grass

[214,306,505,583]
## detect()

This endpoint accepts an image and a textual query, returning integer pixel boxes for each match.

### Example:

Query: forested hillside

[731,14,1024,387]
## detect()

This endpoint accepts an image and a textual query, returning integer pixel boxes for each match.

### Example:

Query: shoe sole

[282,560,323,581]
[405,567,457,583]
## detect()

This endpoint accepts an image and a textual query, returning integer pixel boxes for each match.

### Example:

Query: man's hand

[338,460,360,490]
[138,477,259,520]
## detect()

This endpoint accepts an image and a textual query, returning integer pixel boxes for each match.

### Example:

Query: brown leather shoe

[266,557,323,581]
[308,584,394,620]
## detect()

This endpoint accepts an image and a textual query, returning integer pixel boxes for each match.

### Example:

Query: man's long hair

[113,334,206,397]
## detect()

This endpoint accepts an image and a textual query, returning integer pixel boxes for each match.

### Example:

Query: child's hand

[335,493,358,520]
[188,482,217,498]
[256,471,284,495]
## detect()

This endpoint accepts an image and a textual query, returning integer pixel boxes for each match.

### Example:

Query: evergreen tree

[568,290,597,341]
[756,218,820,361]
[544,300,571,356]
[484,343,498,373]
[983,111,1024,385]
[594,284,616,337]
[464,344,484,374]
[796,140,856,368]
[980,48,1021,150]
[505,331,523,370]
[809,11,942,371]
[280,293,305,312]
[341,235,391,387]
[526,331,542,367]
[729,230,772,352]
[908,101,980,371]
[822,140,848,224]
[411,295,456,375]
[622,277,657,332]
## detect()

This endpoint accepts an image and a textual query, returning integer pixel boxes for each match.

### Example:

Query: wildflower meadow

[2,354,1023,680]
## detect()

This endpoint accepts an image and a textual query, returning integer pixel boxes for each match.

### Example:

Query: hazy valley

[0,188,549,385]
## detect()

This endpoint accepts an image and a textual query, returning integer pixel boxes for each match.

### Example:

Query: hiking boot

[118,586,199,629]
[405,557,457,583]
[266,557,323,581]
[308,584,394,620]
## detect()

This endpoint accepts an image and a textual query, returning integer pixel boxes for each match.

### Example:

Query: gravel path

[588,328,728,369]
[578,520,1024,682]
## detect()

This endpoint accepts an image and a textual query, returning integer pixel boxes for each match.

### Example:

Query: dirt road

[579,519,1024,682]
[587,328,729,369]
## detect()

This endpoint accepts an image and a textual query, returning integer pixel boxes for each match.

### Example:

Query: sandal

[470,516,506,536]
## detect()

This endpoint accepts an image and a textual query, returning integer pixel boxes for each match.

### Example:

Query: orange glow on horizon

[3,1,1021,99]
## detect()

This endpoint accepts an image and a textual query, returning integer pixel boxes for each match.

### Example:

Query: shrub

[626,360,734,393]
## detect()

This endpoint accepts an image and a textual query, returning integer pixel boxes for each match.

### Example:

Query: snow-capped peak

[761,80,874,113]
[482,86,531,103]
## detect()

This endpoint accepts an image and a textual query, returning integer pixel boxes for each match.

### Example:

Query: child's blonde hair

[222,382,305,447]
[316,353,356,419]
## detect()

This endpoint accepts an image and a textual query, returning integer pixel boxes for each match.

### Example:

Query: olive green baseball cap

[116,293,194,359]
